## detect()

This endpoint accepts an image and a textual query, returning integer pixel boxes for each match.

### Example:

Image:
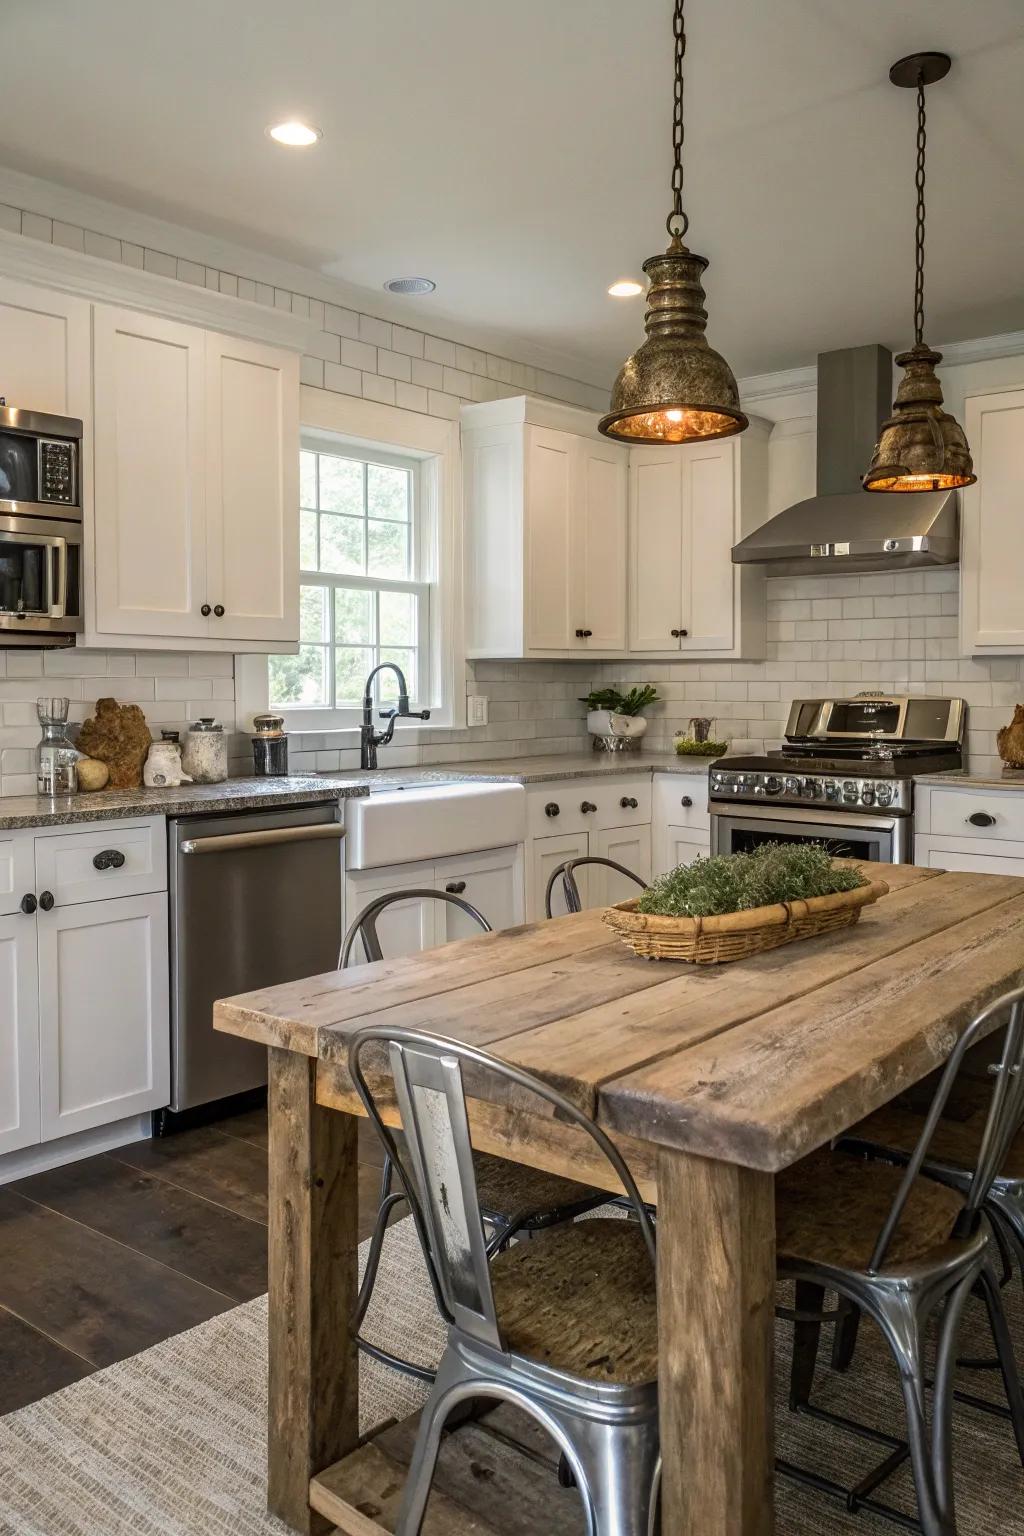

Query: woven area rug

[1,1215,1023,1535]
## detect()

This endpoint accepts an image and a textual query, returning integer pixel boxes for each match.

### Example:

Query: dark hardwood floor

[0,1107,387,1417]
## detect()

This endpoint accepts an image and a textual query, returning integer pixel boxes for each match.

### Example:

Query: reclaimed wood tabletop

[214,862,1024,1536]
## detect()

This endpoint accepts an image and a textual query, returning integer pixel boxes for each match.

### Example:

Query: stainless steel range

[709,694,965,864]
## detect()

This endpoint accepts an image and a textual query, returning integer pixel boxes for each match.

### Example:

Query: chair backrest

[348,1027,656,1351]
[339,888,492,968]
[544,856,647,918]
[869,984,1024,1272]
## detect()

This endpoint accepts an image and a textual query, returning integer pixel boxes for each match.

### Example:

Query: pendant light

[599,0,747,444]
[863,53,975,492]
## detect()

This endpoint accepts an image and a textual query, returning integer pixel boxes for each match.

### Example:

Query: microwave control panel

[38,438,77,505]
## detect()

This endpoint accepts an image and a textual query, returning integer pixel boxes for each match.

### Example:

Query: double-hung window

[269,442,430,718]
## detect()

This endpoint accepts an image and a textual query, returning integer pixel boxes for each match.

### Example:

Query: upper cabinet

[91,306,299,651]
[463,396,768,661]
[628,423,769,658]
[960,389,1024,654]
[0,277,91,422]
[464,398,628,658]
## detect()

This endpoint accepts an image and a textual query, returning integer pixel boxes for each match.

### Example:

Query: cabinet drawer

[527,778,650,838]
[926,789,1024,844]
[0,830,35,918]
[915,839,1024,877]
[33,818,167,906]
[654,772,709,833]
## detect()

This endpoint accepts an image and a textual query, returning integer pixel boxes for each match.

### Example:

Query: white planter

[587,710,648,750]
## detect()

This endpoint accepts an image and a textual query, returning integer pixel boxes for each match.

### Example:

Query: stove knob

[860,785,876,805]
[802,778,821,799]
[876,784,894,807]
[843,780,858,803]
[824,780,840,802]
[764,775,782,794]
[784,776,801,796]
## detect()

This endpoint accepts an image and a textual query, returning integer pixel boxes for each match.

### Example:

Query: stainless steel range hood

[732,345,960,576]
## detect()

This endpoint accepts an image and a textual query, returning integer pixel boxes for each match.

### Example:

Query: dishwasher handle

[180,823,346,855]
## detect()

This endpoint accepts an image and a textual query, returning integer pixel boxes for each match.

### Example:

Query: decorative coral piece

[77,697,152,789]
[997,705,1024,770]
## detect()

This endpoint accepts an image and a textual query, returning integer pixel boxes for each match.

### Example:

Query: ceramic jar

[143,739,192,788]
[181,718,228,784]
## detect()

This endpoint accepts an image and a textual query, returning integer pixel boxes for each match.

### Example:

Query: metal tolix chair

[544,856,647,919]
[341,890,606,1383]
[773,985,1024,1535]
[348,1026,661,1536]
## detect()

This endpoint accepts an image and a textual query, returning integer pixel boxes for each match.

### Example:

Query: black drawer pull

[967,811,996,828]
[20,893,36,915]
[620,796,638,809]
[200,603,212,616]
[581,801,597,814]
[93,849,127,871]
[445,880,467,895]
[681,796,693,808]
[575,628,585,638]
[39,891,54,912]
[670,628,689,638]
[213,604,225,618]
[545,802,560,818]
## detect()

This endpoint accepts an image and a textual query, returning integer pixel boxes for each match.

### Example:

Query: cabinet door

[913,840,1024,877]
[572,439,627,651]
[93,306,209,639]
[0,277,90,420]
[529,830,590,920]
[681,440,736,651]
[0,913,40,1155]
[344,864,438,964]
[434,846,524,942]
[205,333,299,645]
[524,426,573,650]
[590,825,653,906]
[961,390,1024,651]
[629,452,684,651]
[0,829,36,918]
[38,892,170,1141]
[658,828,711,878]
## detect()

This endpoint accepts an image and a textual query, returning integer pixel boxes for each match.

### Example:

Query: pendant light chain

[668,0,689,240]
[913,74,927,347]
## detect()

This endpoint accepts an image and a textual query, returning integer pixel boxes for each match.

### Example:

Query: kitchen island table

[214,861,1024,1536]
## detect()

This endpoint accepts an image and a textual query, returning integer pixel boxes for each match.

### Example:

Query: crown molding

[738,363,817,405]
[937,329,1024,367]
[0,227,318,349]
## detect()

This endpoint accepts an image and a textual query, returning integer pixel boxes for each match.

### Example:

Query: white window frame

[238,389,465,737]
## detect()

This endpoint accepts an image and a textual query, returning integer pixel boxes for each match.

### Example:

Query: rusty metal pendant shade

[864,52,975,492]
[599,0,746,446]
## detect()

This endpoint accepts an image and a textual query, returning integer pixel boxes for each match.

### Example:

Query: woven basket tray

[603,878,890,965]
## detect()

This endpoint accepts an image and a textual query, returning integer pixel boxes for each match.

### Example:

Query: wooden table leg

[267,1047,360,1534]
[658,1146,776,1535]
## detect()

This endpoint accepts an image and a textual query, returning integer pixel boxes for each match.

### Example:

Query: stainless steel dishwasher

[161,801,344,1128]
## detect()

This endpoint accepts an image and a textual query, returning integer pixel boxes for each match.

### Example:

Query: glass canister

[36,696,80,796]
[181,717,228,784]
[251,713,288,777]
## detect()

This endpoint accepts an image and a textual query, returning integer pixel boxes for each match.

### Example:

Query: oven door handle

[50,539,67,619]
[180,823,345,855]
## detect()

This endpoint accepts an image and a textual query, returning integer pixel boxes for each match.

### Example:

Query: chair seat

[490,1219,657,1384]
[472,1150,605,1225]
[848,1098,1024,1182]
[775,1146,970,1273]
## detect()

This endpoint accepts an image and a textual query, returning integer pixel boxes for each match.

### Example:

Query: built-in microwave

[0,404,83,647]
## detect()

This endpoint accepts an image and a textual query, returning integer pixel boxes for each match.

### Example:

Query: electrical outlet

[467,694,489,727]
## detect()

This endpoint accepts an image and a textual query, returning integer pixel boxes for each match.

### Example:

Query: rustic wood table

[214,862,1024,1536]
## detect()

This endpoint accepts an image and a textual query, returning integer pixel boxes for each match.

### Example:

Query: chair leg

[976,1259,1024,1467]
[789,1280,825,1410]
[546,1410,660,1536]
[831,1301,862,1373]
[393,1353,465,1536]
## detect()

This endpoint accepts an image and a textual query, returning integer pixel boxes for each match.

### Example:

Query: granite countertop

[913,769,1024,791]
[0,751,714,830]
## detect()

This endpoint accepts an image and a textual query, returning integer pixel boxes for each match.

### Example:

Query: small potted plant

[579,685,659,752]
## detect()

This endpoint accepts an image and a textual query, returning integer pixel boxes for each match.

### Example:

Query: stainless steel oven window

[710,810,910,864]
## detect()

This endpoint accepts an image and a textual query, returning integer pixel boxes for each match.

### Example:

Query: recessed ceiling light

[267,121,322,147]
[383,276,437,295]
[608,279,644,298]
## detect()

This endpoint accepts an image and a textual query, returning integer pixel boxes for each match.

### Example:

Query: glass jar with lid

[36,697,80,796]
[181,717,228,784]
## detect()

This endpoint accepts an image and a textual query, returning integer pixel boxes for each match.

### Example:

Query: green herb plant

[579,685,659,717]
[637,842,867,919]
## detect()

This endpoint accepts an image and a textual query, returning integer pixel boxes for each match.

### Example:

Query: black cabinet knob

[968,811,996,827]
[581,801,597,814]
[200,603,212,617]
[620,796,638,809]
[681,796,693,808]
[582,629,593,638]
[445,880,467,895]
[575,628,585,638]
[38,891,54,912]
[20,894,37,915]
[213,604,225,618]
[545,802,560,818]
[93,849,126,871]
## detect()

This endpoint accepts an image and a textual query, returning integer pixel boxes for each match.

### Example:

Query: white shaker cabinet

[628,421,769,658]
[960,389,1024,653]
[0,914,40,1156]
[464,397,628,659]
[0,276,91,421]
[91,306,299,651]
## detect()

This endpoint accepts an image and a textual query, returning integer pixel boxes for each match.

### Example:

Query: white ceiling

[4,0,1024,383]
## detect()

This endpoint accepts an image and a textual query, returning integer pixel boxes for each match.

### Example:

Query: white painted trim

[0,227,316,351]
[769,414,816,440]
[0,1113,150,1186]
[739,364,817,404]
[460,394,610,441]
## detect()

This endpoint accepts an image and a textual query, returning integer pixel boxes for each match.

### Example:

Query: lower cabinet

[0,817,169,1163]
[913,784,1024,878]
[590,825,653,905]
[652,771,712,877]
[530,830,591,918]
[658,827,711,876]
[345,844,525,962]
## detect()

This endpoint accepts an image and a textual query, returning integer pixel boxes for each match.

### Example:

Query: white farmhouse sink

[345,782,526,870]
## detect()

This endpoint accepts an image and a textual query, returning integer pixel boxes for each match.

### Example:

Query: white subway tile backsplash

[340,337,376,372]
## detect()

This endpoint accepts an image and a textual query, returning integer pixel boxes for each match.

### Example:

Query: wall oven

[0,404,83,647]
